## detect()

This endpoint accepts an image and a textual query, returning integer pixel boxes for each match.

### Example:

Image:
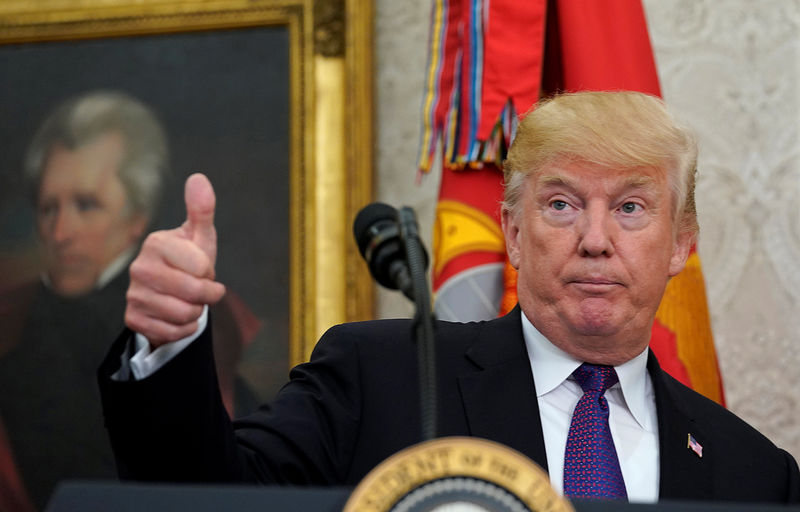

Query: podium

[45,482,351,512]
[46,482,799,512]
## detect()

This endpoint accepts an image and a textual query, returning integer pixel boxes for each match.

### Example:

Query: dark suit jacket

[98,307,800,503]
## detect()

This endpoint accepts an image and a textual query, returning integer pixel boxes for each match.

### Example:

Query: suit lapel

[649,352,714,500]
[457,307,549,472]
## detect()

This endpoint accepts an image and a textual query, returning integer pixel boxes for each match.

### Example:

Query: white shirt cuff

[113,305,209,381]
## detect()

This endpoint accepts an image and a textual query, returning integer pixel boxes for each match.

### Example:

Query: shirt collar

[41,246,136,291]
[96,247,136,288]
[520,310,653,430]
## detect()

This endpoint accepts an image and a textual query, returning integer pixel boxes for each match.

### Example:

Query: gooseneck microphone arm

[397,207,437,441]
[353,203,437,441]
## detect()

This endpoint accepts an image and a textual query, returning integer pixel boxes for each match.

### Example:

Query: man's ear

[668,228,695,277]
[501,208,522,269]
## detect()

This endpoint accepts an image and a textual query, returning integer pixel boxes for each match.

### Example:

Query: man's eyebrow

[535,173,657,190]
[622,175,657,189]
[536,174,575,189]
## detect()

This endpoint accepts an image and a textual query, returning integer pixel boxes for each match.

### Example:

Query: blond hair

[503,91,698,235]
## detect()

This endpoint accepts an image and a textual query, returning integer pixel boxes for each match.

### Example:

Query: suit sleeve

[232,323,363,484]
[98,324,243,482]
[781,449,800,503]
[98,319,363,485]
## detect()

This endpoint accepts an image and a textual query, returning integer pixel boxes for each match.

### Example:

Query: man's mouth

[568,277,622,293]
[51,251,88,268]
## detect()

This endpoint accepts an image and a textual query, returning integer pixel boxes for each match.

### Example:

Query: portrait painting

[0,1,372,509]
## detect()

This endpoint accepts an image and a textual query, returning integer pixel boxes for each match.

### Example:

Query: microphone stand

[397,207,437,441]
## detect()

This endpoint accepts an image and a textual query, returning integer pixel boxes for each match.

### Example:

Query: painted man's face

[36,132,146,296]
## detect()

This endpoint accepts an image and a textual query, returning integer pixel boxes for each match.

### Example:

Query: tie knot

[573,363,618,394]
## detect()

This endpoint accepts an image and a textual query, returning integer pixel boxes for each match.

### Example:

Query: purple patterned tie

[563,363,627,500]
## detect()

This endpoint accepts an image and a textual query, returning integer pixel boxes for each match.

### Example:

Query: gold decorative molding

[313,0,345,57]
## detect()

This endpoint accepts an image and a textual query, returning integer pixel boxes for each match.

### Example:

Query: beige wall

[374,0,800,459]
[644,0,800,461]
[374,0,438,319]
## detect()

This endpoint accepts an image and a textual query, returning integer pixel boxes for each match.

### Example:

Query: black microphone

[353,202,427,301]
[354,202,437,440]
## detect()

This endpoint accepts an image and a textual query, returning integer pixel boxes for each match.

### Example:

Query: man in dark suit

[98,91,800,503]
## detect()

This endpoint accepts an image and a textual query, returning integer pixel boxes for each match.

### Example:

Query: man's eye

[620,202,639,214]
[551,200,568,211]
[38,203,57,218]
[75,196,100,212]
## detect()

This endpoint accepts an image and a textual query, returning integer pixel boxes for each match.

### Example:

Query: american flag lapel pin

[687,433,703,458]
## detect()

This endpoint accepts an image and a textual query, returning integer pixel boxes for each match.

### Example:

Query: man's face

[36,132,146,296]
[502,159,692,365]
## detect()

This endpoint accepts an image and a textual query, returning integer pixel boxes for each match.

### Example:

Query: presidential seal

[343,437,573,512]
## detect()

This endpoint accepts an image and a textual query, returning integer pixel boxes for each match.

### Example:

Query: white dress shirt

[114,306,207,381]
[521,311,659,502]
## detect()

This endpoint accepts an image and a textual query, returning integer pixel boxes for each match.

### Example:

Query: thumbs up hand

[125,173,226,348]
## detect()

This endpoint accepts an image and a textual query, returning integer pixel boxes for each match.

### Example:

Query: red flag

[419,0,725,405]
[545,0,660,94]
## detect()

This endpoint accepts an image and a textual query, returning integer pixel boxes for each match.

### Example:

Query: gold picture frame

[0,0,374,370]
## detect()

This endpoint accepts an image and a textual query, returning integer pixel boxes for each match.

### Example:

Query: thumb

[183,173,218,268]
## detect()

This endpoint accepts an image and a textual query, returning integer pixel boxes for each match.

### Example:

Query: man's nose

[50,208,77,243]
[577,206,615,257]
